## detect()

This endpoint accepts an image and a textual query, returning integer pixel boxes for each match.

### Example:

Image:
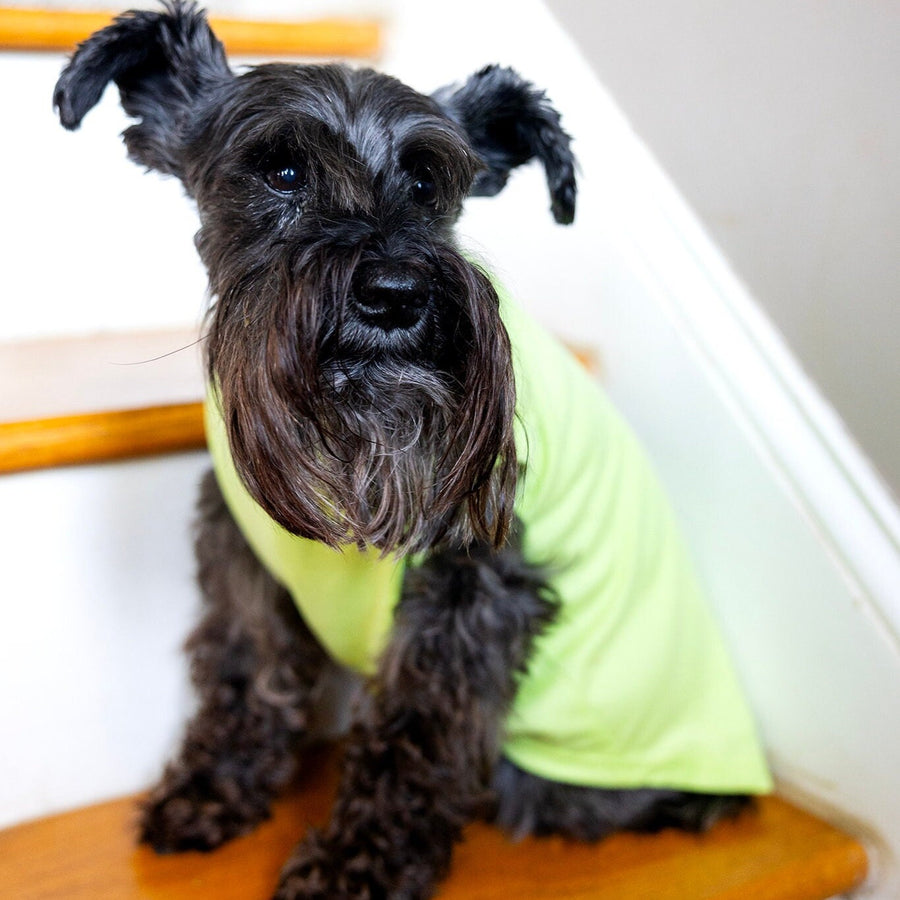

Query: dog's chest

[205,397,411,673]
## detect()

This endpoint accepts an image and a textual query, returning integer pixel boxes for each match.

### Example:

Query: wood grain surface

[0,402,206,474]
[0,7,382,57]
[0,747,868,900]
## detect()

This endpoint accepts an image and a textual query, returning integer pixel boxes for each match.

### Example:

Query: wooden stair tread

[0,330,599,475]
[0,402,206,474]
[0,327,207,474]
[0,8,382,57]
[0,748,867,900]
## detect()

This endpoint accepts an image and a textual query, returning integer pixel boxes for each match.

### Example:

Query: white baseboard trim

[622,147,900,653]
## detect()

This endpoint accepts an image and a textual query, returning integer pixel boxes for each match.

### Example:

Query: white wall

[546,0,900,501]
[0,455,205,825]
[2,1,900,895]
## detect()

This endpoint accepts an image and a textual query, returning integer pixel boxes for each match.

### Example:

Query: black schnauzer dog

[54,3,769,897]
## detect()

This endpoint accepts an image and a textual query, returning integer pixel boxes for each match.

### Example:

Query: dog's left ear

[53,2,231,178]
[434,65,576,224]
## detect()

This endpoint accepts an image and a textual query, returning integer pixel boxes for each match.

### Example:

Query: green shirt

[205,280,772,795]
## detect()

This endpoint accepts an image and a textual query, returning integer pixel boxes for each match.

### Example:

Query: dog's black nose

[352,265,429,329]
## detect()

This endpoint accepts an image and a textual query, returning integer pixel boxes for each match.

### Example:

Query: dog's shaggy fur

[55,4,750,897]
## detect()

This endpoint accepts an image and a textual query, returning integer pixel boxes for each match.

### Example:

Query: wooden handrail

[0,7,382,57]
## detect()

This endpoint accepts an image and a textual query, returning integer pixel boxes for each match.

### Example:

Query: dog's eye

[265,164,305,194]
[411,176,437,207]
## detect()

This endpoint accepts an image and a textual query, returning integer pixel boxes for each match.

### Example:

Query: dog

[54,3,771,897]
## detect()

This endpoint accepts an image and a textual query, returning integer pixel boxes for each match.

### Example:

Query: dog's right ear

[434,66,576,225]
[53,1,230,178]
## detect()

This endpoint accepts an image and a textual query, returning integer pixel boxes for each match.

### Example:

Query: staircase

[0,330,871,898]
[0,746,869,900]
[0,6,889,896]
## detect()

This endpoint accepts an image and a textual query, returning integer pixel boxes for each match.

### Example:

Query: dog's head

[54,1,576,554]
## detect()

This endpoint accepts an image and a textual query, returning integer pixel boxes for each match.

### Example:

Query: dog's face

[55,1,576,554]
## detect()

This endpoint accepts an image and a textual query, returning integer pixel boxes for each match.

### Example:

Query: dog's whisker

[109,333,209,366]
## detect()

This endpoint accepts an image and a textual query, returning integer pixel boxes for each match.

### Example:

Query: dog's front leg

[275,536,555,900]
[140,472,333,853]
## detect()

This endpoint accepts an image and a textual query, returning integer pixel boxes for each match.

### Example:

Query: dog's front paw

[275,829,430,900]
[274,831,371,900]
[139,768,272,853]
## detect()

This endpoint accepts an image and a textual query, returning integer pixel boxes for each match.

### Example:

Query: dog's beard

[205,250,516,554]
[289,364,481,551]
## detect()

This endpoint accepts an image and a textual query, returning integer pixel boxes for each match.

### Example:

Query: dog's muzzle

[351,262,429,330]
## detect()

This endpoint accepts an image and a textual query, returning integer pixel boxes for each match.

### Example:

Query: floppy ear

[434,65,576,224]
[53,0,230,178]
